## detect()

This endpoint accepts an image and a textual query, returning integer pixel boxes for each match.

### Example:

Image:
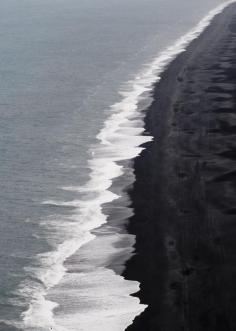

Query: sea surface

[0,1,234,330]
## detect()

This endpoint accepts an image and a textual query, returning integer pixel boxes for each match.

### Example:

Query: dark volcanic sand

[123,4,236,331]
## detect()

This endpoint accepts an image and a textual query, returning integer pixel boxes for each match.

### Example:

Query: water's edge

[6,1,235,330]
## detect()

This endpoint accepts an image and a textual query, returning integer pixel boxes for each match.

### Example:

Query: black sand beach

[124,4,236,331]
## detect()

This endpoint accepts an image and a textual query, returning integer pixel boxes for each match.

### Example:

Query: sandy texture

[123,4,236,331]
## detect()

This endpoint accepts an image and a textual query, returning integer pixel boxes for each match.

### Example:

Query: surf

[13,1,236,330]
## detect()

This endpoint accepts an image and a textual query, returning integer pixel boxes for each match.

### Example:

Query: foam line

[15,2,236,330]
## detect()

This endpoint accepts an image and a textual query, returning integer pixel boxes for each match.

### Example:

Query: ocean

[0,1,234,330]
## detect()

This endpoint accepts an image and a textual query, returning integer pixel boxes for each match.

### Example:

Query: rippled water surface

[0,0,232,330]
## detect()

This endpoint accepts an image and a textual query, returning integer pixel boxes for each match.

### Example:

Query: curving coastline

[18,3,236,330]
[124,3,236,331]
[10,2,236,331]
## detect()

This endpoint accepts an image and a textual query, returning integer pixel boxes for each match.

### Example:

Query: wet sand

[123,4,236,331]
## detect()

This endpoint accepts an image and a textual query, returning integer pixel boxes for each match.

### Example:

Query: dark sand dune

[124,4,236,331]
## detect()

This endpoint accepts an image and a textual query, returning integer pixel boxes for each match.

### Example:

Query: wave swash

[6,2,235,330]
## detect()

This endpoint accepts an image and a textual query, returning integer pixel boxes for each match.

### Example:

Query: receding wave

[10,1,235,330]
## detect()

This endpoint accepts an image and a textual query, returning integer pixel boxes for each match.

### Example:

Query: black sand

[123,4,236,331]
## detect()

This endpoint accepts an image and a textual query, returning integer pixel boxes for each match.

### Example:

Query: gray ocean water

[0,0,230,330]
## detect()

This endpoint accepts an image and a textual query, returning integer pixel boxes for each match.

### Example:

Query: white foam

[17,1,236,330]
[52,269,145,331]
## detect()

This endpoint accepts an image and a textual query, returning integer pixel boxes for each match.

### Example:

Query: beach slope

[124,4,236,331]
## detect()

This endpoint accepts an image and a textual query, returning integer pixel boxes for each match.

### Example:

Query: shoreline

[123,3,236,330]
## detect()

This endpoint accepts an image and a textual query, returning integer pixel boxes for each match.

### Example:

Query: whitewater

[1,1,235,330]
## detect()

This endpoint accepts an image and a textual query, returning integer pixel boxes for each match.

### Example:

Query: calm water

[0,0,231,330]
